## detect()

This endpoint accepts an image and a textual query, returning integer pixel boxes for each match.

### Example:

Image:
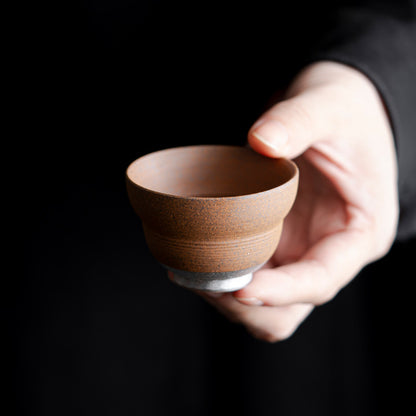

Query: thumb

[248,91,332,159]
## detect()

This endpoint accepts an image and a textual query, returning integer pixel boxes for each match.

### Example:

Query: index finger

[233,229,371,307]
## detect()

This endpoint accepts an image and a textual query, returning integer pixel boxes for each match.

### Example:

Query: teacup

[126,145,298,292]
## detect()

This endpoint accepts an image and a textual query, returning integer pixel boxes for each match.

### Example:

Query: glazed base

[163,264,263,292]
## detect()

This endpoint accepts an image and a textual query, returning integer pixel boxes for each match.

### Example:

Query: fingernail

[235,297,264,306]
[251,119,288,152]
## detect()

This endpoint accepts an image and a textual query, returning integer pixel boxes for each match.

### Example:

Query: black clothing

[15,1,416,415]
[303,3,416,240]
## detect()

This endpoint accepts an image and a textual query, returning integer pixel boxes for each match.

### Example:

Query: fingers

[233,228,371,307]
[201,292,314,343]
[197,226,371,342]
[247,61,368,160]
[248,91,336,159]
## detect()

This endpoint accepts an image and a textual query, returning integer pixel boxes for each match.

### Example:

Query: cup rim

[126,144,298,201]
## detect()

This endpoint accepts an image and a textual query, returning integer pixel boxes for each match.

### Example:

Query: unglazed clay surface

[126,145,298,276]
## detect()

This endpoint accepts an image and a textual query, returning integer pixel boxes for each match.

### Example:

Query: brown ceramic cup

[126,145,298,292]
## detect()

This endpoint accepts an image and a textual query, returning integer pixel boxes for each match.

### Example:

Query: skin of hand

[197,61,399,342]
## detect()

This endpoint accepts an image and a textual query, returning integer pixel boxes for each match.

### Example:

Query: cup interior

[127,145,296,198]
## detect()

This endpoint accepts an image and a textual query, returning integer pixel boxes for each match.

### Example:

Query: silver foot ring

[163,264,263,292]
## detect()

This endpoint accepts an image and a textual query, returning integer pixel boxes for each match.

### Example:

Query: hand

[199,61,399,342]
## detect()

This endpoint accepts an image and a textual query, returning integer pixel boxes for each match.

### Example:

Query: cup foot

[164,264,263,292]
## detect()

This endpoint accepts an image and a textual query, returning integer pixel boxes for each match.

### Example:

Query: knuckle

[374,221,397,258]
[365,191,399,261]
[367,217,397,261]
[374,238,393,259]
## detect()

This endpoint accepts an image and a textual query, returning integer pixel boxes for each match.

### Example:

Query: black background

[11,1,415,415]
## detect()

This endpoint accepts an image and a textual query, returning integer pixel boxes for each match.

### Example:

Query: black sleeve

[305,1,416,241]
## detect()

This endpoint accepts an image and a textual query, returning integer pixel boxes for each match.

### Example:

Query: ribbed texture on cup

[143,223,283,273]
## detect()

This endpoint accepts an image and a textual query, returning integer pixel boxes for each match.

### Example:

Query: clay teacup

[126,145,298,292]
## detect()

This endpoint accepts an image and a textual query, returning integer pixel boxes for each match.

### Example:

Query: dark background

[12,1,415,415]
